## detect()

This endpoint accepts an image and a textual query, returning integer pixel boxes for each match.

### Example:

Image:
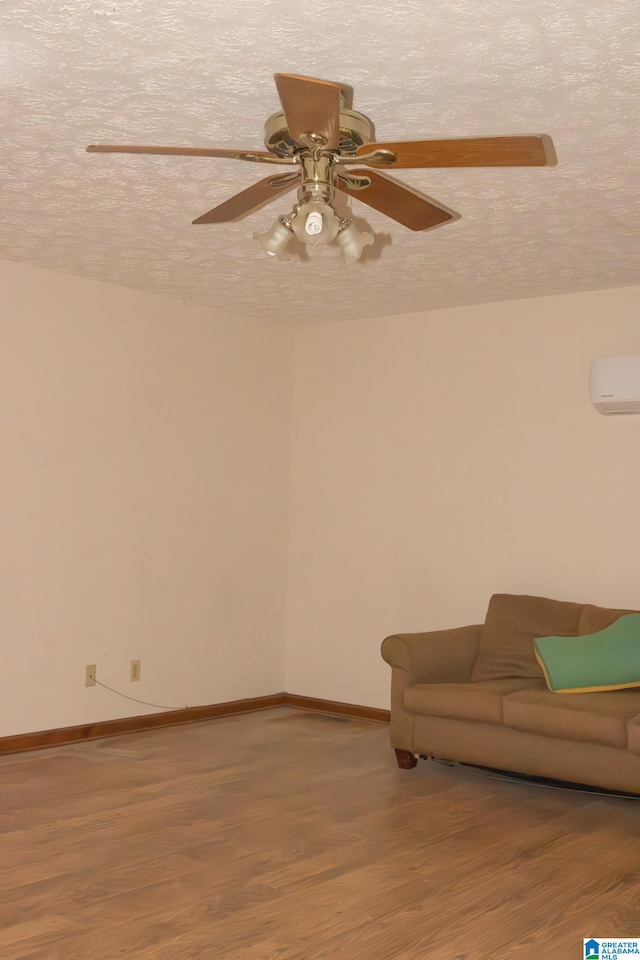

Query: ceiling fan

[87,73,555,262]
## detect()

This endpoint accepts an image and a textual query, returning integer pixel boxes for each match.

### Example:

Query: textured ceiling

[2,0,639,323]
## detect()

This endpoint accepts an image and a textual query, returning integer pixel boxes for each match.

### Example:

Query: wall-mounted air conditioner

[590,355,640,415]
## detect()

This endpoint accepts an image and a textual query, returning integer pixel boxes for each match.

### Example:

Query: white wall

[0,261,292,736]
[285,286,640,708]
[3,268,639,734]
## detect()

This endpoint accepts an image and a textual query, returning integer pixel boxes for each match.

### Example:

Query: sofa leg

[394,749,418,769]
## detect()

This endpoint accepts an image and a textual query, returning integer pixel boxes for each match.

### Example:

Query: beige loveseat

[381,594,640,794]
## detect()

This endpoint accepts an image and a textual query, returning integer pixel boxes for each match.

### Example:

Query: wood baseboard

[0,692,389,756]
[283,694,390,724]
[0,694,287,756]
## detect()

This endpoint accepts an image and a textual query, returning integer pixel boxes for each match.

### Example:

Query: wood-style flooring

[1,707,639,959]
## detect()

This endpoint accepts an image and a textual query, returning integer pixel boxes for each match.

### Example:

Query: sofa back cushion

[471,593,584,682]
[578,603,638,635]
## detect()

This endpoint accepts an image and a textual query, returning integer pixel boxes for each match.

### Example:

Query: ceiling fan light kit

[252,141,376,261]
[254,207,374,263]
[86,72,555,264]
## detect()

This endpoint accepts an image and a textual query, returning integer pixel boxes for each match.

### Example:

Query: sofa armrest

[381,624,482,754]
[381,624,482,684]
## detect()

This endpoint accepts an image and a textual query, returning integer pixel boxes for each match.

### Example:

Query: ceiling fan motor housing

[263,106,376,158]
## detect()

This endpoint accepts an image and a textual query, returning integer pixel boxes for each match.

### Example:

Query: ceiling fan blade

[356,135,554,168]
[86,144,292,164]
[336,169,456,231]
[192,172,297,225]
[273,73,341,149]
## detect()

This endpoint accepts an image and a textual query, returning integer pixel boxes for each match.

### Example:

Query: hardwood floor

[1,707,639,959]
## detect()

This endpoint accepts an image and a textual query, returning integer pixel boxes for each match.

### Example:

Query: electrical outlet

[130,659,141,682]
[85,664,96,687]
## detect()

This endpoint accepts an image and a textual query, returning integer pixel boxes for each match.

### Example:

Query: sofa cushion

[404,679,542,725]
[579,603,638,635]
[628,716,640,757]
[503,686,640,749]
[470,594,584,682]
[534,614,640,693]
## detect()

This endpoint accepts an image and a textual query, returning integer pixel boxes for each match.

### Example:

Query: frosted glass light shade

[336,221,375,261]
[253,219,294,261]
